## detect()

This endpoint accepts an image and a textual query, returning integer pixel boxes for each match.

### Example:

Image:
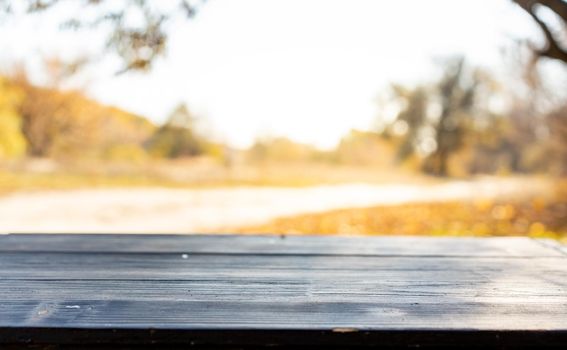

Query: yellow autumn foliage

[0,76,27,158]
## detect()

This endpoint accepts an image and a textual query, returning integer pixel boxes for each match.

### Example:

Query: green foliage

[148,125,205,158]
[147,104,207,158]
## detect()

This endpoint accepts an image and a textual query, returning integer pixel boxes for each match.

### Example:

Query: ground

[235,189,567,241]
[0,160,563,241]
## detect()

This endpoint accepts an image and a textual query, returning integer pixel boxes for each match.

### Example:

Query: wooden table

[1,234,566,349]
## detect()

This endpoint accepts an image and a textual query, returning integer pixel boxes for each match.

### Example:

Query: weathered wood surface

[0,234,566,349]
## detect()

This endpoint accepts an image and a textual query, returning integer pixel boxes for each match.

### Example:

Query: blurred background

[0,0,565,239]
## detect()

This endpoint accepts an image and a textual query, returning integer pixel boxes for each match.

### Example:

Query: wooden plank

[0,234,566,349]
[1,253,566,282]
[1,277,566,303]
[536,239,567,257]
[2,299,567,330]
[0,233,562,257]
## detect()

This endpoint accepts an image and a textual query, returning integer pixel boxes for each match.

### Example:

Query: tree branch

[514,0,567,63]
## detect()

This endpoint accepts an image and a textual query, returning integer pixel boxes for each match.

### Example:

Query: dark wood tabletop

[1,234,566,349]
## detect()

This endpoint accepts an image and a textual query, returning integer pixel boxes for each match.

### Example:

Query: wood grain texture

[0,234,563,256]
[0,234,566,349]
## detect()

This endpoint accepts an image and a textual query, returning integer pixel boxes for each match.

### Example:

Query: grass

[0,158,428,193]
[235,180,567,241]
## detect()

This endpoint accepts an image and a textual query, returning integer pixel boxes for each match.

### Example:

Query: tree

[546,104,567,174]
[513,0,567,64]
[423,59,480,176]
[0,76,27,158]
[2,1,564,72]
[390,85,429,162]
[147,104,205,158]
[0,0,206,72]
[12,74,101,157]
[167,104,197,129]
[385,59,483,177]
[7,69,155,159]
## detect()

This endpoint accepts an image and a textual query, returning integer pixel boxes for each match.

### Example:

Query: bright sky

[0,0,544,149]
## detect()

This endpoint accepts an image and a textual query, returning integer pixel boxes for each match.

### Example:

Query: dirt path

[0,177,550,233]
